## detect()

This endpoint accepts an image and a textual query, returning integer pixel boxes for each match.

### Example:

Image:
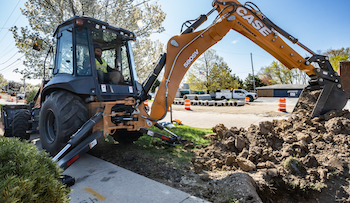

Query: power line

[0,13,22,45]
[215,50,274,59]
[1,60,23,73]
[0,42,15,56]
[0,55,25,72]
[0,46,17,59]
[216,50,249,56]
[0,59,23,72]
[1,60,23,74]
[252,53,274,59]
[0,52,18,65]
[0,0,22,36]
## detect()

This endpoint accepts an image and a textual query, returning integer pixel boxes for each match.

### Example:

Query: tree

[290,68,308,85]
[243,73,266,91]
[11,0,166,82]
[0,74,7,90]
[133,39,165,82]
[207,62,240,92]
[7,81,23,91]
[323,47,350,71]
[258,61,298,84]
[185,49,241,92]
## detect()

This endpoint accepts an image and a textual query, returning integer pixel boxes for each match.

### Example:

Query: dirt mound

[193,107,350,202]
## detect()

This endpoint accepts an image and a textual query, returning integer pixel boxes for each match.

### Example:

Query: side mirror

[33,39,43,51]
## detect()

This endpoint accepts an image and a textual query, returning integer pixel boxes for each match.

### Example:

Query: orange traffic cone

[184,99,191,110]
[278,97,286,112]
[245,97,250,105]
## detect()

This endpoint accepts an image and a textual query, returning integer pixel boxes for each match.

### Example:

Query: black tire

[111,130,143,144]
[39,90,88,156]
[3,129,12,137]
[248,95,254,102]
[12,109,30,140]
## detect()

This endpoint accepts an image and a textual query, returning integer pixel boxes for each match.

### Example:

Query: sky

[0,0,350,85]
[150,0,350,82]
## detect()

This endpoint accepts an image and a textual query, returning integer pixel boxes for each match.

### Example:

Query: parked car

[16,92,26,100]
[215,89,257,102]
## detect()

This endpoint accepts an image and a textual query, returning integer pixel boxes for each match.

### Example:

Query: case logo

[236,7,272,37]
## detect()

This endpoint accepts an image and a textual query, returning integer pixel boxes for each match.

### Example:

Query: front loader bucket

[293,83,349,118]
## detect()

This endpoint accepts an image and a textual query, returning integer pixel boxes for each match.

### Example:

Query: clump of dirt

[191,92,350,202]
[293,89,321,113]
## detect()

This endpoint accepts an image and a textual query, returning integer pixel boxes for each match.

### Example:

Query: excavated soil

[190,90,350,203]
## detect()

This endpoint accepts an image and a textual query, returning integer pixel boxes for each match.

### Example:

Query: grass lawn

[89,124,212,182]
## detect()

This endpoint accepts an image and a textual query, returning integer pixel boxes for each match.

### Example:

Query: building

[338,62,350,95]
[256,84,306,97]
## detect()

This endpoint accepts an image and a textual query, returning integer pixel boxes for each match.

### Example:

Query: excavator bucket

[293,83,349,118]
[311,83,349,117]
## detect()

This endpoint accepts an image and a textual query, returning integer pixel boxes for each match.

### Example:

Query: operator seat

[109,71,124,85]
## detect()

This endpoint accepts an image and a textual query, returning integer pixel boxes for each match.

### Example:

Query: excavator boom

[148,0,348,121]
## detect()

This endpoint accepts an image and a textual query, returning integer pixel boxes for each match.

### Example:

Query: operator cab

[42,16,139,102]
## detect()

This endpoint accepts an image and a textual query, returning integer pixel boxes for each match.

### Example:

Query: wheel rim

[45,109,57,144]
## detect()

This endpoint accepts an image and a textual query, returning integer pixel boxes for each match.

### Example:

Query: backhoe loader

[1,0,348,172]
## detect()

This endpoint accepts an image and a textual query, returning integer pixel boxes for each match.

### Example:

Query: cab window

[76,27,91,76]
[92,28,133,85]
[55,29,73,74]
[47,40,56,79]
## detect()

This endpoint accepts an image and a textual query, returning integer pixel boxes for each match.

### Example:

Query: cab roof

[53,16,136,41]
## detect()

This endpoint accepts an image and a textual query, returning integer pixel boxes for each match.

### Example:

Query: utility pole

[23,78,26,93]
[250,53,256,93]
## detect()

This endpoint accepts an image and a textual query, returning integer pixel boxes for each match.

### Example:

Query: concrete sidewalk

[65,154,208,203]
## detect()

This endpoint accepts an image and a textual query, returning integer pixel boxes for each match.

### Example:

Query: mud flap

[311,83,349,117]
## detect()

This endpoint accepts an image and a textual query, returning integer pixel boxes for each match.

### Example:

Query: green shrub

[0,137,70,202]
[25,90,37,104]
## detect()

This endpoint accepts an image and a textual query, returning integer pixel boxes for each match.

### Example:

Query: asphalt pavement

[162,110,291,129]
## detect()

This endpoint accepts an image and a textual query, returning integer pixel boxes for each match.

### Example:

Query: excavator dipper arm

[148,0,348,121]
